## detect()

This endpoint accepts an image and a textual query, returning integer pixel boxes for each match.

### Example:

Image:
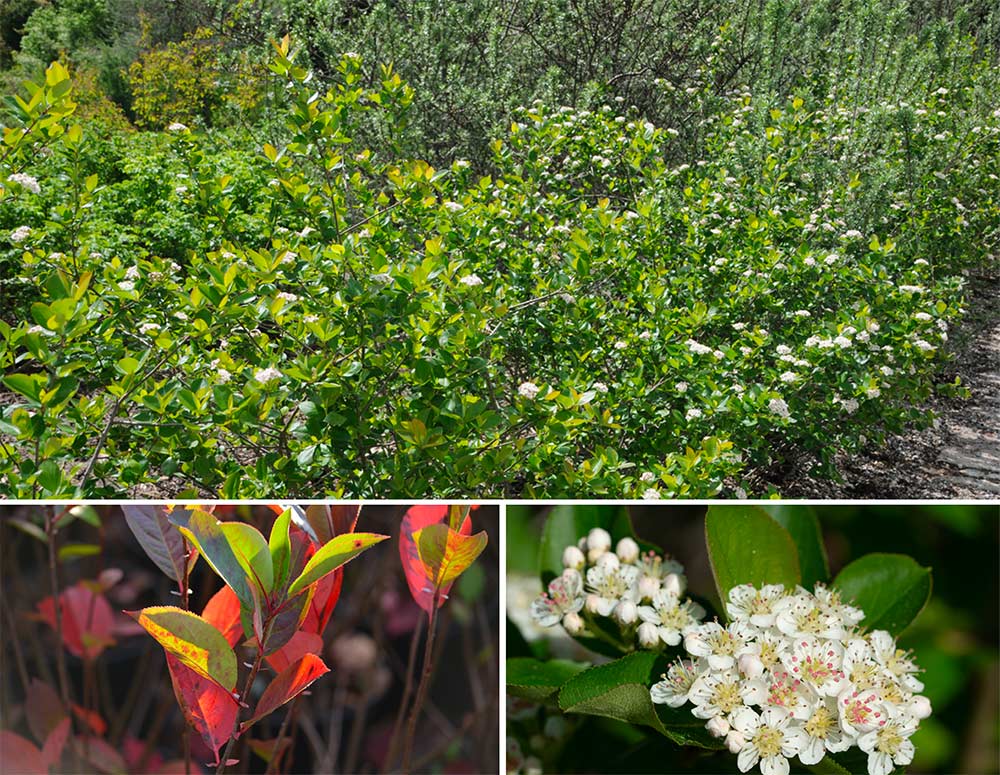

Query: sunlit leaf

[166,654,239,767]
[269,508,293,594]
[241,654,330,730]
[168,509,258,605]
[414,522,488,587]
[286,532,388,596]
[127,606,237,690]
[201,585,243,648]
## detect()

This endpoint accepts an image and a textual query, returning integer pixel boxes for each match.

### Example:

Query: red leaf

[265,630,324,673]
[166,653,239,764]
[40,716,70,771]
[201,585,243,648]
[0,730,45,774]
[36,582,115,659]
[241,653,330,730]
[25,678,66,745]
[71,704,107,737]
[77,735,128,774]
[399,507,472,614]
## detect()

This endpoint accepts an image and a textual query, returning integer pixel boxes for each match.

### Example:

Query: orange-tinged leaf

[241,654,330,730]
[71,704,107,736]
[399,506,480,614]
[127,606,237,690]
[0,731,45,774]
[414,522,488,587]
[166,654,239,766]
[265,630,324,673]
[37,583,115,659]
[201,585,243,647]
[287,533,388,596]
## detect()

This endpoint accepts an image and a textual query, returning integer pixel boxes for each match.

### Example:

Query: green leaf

[168,510,257,606]
[127,606,237,691]
[269,508,293,594]
[506,657,588,702]
[761,505,829,588]
[833,553,932,636]
[220,521,273,595]
[58,543,100,560]
[287,532,388,596]
[705,505,801,612]
[2,373,46,403]
[558,652,721,749]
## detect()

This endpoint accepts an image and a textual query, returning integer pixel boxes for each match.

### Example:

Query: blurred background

[0,504,499,774]
[507,504,999,774]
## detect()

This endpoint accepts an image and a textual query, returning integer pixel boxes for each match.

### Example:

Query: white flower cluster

[651,583,931,775]
[530,528,705,649]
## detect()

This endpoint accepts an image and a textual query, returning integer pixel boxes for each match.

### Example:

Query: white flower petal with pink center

[529,571,584,626]
[783,638,846,697]
[731,706,800,775]
[650,658,701,708]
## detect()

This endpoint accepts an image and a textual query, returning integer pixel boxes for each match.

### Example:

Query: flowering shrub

[0,24,998,496]
[508,505,939,774]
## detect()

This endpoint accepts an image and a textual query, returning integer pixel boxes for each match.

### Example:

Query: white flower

[857,706,917,775]
[638,621,661,649]
[614,340,628,350]
[216,368,232,384]
[899,285,924,294]
[775,345,792,356]
[639,471,656,483]
[443,200,464,213]
[585,564,640,616]
[676,382,688,393]
[834,336,852,349]
[138,323,161,335]
[786,701,852,765]
[254,367,282,383]
[637,589,705,645]
[518,381,540,399]
[118,281,135,292]
[563,611,585,635]
[459,274,483,287]
[9,226,31,243]
[530,570,585,626]
[642,488,662,500]
[7,173,40,194]
[593,381,609,394]
[614,599,639,626]
[779,371,797,383]
[768,398,790,419]
[782,638,846,697]
[651,659,700,708]
[707,716,731,738]
[276,291,298,302]
[688,668,756,719]
[639,330,653,340]
[793,310,811,318]
[913,312,932,322]
[914,339,935,352]
[841,398,860,414]
[372,272,393,284]
[730,706,801,775]
[167,122,189,132]
[685,622,751,671]
[686,408,703,421]
[687,338,713,355]
[842,230,863,239]
[727,584,787,627]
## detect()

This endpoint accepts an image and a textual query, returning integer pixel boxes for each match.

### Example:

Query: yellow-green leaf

[413,522,488,588]
[287,533,388,597]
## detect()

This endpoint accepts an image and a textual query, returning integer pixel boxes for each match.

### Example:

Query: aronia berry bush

[0,28,997,497]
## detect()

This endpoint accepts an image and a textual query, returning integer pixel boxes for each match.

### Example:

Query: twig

[264,695,300,775]
[400,598,441,773]
[216,639,265,774]
[383,614,425,771]
[45,508,73,710]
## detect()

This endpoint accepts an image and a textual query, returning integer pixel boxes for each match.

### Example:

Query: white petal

[799,735,826,765]
[857,730,878,753]
[637,606,658,624]
[867,751,893,775]
[760,706,789,729]
[737,746,759,773]
[760,754,789,775]
[661,628,682,646]
[896,739,915,766]
[731,706,760,734]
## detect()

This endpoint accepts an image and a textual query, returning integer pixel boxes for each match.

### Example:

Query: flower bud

[663,572,685,597]
[596,551,620,573]
[725,730,745,754]
[587,546,608,564]
[638,576,661,601]
[560,567,582,587]
[738,653,764,679]
[909,695,932,719]
[637,622,660,649]
[706,716,730,738]
[562,545,586,570]
[563,611,585,635]
[584,594,603,615]
[587,527,612,552]
[614,600,638,626]
[616,536,640,564]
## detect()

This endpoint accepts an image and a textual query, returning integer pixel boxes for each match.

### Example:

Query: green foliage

[507,657,588,703]
[833,553,933,635]
[0,2,998,496]
[704,505,802,604]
